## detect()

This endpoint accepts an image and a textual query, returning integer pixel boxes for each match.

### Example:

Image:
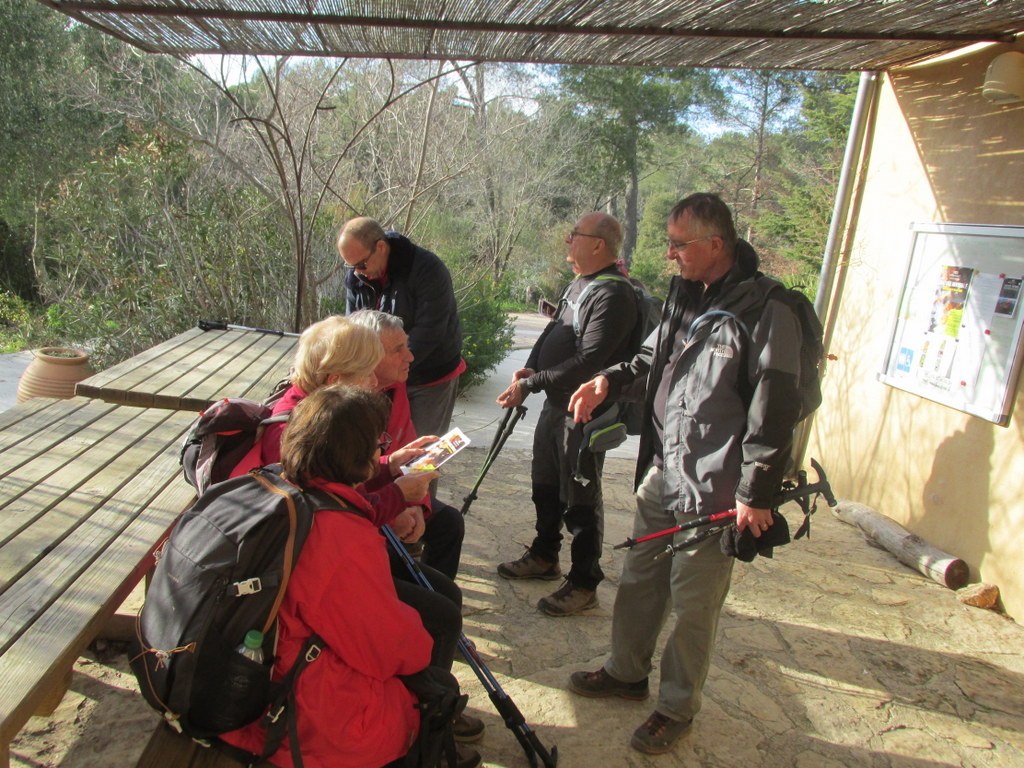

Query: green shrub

[0,291,30,352]
[457,276,514,392]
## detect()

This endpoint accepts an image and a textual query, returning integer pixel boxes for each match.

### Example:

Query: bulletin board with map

[879,222,1024,426]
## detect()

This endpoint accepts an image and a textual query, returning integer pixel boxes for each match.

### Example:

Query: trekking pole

[198,319,301,337]
[613,509,737,550]
[612,459,835,550]
[652,523,734,561]
[460,405,528,515]
[382,525,558,768]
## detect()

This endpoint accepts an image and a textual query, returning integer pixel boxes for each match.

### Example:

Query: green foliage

[30,128,292,368]
[630,192,677,298]
[0,290,30,352]
[455,276,514,392]
[2,7,854,394]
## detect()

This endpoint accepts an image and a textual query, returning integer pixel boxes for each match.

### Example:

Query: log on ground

[833,500,969,590]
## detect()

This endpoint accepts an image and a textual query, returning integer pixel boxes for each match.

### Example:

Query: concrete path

[5,317,1023,768]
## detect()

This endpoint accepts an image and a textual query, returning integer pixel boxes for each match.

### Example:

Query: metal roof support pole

[791,69,882,473]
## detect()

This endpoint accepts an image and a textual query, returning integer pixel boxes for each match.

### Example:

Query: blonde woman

[242,317,479,759]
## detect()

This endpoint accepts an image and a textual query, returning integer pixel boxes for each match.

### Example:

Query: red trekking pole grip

[613,509,738,550]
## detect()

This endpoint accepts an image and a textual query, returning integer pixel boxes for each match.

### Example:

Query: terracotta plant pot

[16,347,95,403]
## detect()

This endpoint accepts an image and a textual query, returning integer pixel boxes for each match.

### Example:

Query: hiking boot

[568,667,649,700]
[497,550,561,580]
[630,710,692,754]
[537,580,597,616]
[452,742,482,768]
[452,712,485,743]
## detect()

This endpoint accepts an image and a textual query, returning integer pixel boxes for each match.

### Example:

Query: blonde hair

[292,316,384,393]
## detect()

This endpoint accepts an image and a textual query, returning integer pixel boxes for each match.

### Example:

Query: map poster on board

[881,223,1024,426]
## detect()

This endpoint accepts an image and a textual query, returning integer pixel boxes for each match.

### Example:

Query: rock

[957,583,1001,609]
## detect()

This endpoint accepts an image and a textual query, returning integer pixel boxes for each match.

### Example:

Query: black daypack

[697,277,825,423]
[400,666,468,768]
[756,277,825,421]
[130,466,351,764]
[567,273,664,436]
[180,379,292,495]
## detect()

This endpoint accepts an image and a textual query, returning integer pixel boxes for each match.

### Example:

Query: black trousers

[421,498,465,580]
[389,548,462,671]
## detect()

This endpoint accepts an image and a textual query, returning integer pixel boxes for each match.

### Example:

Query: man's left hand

[735,501,773,538]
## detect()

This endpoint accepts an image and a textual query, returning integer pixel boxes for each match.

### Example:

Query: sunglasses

[377,431,393,454]
[347,239,381,271]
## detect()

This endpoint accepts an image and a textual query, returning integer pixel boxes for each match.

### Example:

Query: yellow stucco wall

[806,45,1024,619]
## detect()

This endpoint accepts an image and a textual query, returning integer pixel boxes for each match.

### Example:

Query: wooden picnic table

[75,325,298,412]
[0,396,198,768]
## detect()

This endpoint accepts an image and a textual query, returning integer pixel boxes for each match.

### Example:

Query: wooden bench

[76,325,298,412]
[0,397,196,768]
[0,327,303,766]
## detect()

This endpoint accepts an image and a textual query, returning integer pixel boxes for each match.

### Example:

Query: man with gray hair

[495,211,639,617]
[566,193,804,755]
[348,309,466,581]
[338,218,464,442]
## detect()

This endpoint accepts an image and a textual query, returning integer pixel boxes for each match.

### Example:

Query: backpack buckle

[266,703,286,724]
[232,577,262,596]
[305,643,322,663]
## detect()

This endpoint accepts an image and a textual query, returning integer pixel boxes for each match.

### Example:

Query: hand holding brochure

[401,427,471,474]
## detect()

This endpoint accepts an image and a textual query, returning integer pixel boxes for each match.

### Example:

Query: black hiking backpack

[701,276,825,423]
[567,273,664,435]
[180,379,292,495]
[130,466,353,764]
[756,277,825,421]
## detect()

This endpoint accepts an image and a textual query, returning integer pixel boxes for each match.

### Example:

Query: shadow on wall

[890,47,1024,225]
[920,418,994,579]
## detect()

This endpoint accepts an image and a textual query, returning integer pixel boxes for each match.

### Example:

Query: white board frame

[879,222,1024,426]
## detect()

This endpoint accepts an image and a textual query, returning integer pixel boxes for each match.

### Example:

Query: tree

[757,72,858,286]
[555,66,706,265]
[706,69,805,241]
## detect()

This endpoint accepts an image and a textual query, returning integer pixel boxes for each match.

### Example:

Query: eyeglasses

[568,230,604,243]
[377,431,393,454]
[666,236,714,253]
[346,239,380,271]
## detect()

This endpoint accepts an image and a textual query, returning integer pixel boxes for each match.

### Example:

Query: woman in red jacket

[222,385,433,767]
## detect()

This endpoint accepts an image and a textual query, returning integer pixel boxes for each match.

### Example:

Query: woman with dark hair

[221,385,434,767]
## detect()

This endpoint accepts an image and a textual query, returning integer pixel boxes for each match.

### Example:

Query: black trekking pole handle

[381,525,558,767]
[198,319,301,337]
[460,405,527,515]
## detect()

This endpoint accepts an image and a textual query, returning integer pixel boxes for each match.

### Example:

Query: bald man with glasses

[495,211,640,617]
[337,217,465,449]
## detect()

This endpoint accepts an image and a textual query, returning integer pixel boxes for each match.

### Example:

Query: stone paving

[444,448,1024,768]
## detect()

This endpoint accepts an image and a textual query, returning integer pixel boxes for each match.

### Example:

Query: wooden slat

[76,329,240,408]
[0,405,192,592]
[76,328,297,412]
[0,398,109,463]
[0,402,196,747]
[136,724,249,768]
[75,327,207,392]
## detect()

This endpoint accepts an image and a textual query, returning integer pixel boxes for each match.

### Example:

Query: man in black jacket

[495,212,639,616]
[337,217,464,440]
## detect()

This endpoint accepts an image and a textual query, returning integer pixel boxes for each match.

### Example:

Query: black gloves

[720,510,791,561]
